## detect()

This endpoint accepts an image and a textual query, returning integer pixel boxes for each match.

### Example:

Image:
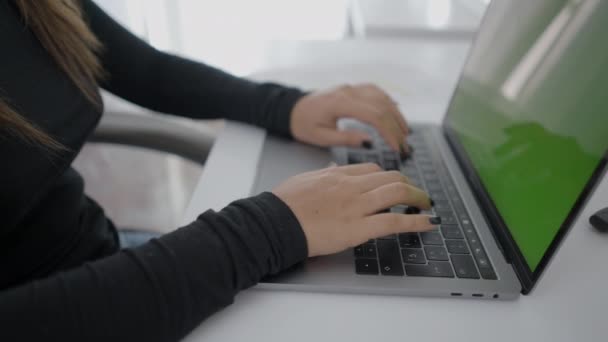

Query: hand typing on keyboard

[290,84,410,154]
[273,163,439,257]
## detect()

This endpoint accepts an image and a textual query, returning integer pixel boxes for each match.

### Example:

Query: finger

[332,99,403,151]
[316,128,371,148]
[384,113,410,153]
[353,84,410,136]
[360,182,432,214]
[360,214,437,240]
[330,163,383,176]
[389,103,410,136]
[351,171,410,193]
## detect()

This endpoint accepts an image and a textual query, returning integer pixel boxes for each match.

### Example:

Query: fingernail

[429,216,442,225]
[399,146,410,160]
[361,140,373,149]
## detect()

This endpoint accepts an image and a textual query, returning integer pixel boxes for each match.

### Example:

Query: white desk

[182,39,608,342]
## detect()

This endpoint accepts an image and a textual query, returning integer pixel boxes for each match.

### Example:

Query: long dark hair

[0,0,103,148]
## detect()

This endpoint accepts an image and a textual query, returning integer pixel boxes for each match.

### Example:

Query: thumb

[318,128,371,147]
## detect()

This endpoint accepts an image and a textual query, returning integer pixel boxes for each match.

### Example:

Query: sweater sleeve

[0,192,308,342]
[83,0,305,137]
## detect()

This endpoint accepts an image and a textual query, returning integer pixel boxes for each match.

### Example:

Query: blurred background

[74,0,489,233]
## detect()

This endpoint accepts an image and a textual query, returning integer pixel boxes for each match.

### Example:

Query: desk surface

[182,39,608,342]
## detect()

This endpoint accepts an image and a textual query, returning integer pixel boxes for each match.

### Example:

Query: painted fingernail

[361,140,373,149]
[429,216,442,225]
[399,146,410,160]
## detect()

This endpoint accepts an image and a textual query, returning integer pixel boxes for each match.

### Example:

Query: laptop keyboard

[346,122,497,280]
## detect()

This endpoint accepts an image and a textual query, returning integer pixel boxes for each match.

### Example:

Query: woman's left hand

[290,83,410,153]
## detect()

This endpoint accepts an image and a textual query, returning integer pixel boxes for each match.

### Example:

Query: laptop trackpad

[251,135,333,194]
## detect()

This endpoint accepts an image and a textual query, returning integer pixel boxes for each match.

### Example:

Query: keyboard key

[435,211,458,225]
[478,262,498,280]
[441,225,463,239]
[451,255,480,279]
[420,231,444,245]
[428,190,448,202]
[425,182,443,191]
[383,151,398,161]
[405,262,455,278]
[364,154,380,164]
[471,248,497,280]
[401,248,426,264]
[459,216,473,227]
[377,240,404,276]
[347,152,366,164]
[398,233,421,248]
[433,200,452,212]
[362,244,377,257]
[424,246,449,261]
[462,222,477,240]
[354,245,365,257]
[404,206,420,214]
[445,240,470,254]
[355,258,379,275]
[418,163,435,173]
[403,166,418,177]
[383,158,400,171]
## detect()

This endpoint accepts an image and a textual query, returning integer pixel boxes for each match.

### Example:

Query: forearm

[0,192,307,342]
[83,0,304,136]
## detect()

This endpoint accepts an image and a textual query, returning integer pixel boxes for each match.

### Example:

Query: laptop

[251,0,608,299]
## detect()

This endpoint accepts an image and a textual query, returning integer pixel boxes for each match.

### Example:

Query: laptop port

[493,294,499,299]
[472,293,484,297]
[450,293,462,297]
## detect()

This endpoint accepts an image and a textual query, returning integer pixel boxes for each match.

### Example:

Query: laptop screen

[444,0,608,275]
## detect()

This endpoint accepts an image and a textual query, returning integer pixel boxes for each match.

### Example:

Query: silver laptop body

[250,0,608,300]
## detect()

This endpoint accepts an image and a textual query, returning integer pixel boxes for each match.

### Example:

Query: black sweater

[0,1,308,340]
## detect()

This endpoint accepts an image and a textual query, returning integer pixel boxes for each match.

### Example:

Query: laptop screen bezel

[440,1,608,294]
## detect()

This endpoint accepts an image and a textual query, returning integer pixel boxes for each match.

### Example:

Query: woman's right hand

[272,163,438,257]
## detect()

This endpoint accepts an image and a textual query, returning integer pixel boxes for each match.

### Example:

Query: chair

[90,110,216,166]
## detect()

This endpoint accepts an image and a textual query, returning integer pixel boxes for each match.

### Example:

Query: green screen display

[446,0,608,270]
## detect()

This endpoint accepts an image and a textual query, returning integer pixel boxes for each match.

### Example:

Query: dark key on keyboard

[420,231,443,245]
[425,182,443,192]
[472,249,497,280]
[422,171,439,181]
[424,246,449,261]
[435,211,458,225]
[354,243,377,258]
[405,262,455,278]
[433,200,452,211]
[461,228,497,279]
[355,258,379,275]
[445,239,469,254]
[450,255,480,279]
[404,206,420,214]
[377,240,404,276]
[364,154,380,164]
[401,248,426,264]
[383,158,400,171]
[441,225,463,239]
[347,152,366,164]
[383,151,398,161]
[398,233,421,248]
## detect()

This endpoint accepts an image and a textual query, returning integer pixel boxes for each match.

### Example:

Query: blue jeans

[118,230,161,249]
